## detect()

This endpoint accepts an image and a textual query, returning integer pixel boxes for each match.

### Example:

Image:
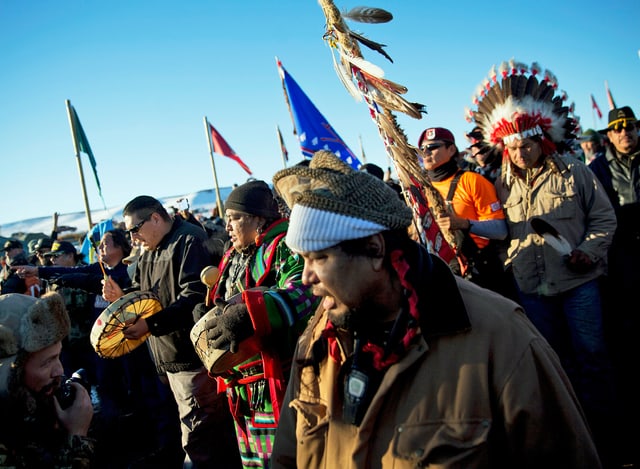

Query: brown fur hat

[0,292,70,357]
[0,293,69,397]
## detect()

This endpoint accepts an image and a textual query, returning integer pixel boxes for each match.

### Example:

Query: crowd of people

[0,61,638,469]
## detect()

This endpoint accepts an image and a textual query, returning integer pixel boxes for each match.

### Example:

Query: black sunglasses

[420,142,445,153]
[126,216,150,236]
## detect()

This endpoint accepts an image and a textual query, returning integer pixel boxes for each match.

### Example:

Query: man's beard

[8,377,62,434]
[327,309,357,330]
[327,298,390,333]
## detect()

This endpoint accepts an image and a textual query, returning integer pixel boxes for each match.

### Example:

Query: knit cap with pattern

[273,150,412,252]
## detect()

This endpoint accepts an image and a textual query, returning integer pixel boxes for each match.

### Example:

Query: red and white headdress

[465,59,580,154]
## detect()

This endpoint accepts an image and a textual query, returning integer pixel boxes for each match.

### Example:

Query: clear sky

[1,0,638,228]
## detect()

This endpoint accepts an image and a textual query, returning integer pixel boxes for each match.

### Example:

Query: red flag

[591,94,602,119]
[208,123,252,175]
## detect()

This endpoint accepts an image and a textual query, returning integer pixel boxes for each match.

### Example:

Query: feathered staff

[317,0,461,262]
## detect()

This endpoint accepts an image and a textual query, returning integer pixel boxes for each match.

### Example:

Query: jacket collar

[401,243,471,339]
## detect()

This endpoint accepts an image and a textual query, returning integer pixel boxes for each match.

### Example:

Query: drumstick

[200,266,220,307]
[97,259,108,281]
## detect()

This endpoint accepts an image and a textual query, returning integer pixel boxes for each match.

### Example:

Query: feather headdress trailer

[464,59,580,154]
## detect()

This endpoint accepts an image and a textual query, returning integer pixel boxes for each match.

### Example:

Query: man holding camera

[0,292,95,468]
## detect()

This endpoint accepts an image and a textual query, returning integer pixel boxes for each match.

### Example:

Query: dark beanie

[224,180,280,219]
[360,163,384,180]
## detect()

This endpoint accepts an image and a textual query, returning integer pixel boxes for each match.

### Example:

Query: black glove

[566,249,594,273]
[204,302,254,353]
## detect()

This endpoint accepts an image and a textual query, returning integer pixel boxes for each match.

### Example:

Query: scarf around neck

[426,157,459,182]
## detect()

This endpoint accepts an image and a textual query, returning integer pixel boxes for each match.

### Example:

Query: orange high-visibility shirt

[431,171,505,249]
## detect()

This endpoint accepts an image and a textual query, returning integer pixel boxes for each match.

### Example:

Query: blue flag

[80,219,114,264]
[277,59,361,169]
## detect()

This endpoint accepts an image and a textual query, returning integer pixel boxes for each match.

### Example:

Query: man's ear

[366,233,385,270]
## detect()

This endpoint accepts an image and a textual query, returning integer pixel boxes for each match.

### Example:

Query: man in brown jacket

[270,150,601,469]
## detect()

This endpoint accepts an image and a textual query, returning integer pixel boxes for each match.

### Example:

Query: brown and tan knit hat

[0,293,70,397]
[273,150,412,252]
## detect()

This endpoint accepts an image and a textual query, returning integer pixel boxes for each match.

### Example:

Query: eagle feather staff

[317,0,462,262]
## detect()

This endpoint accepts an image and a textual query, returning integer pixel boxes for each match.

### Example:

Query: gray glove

[204,302,254,353]
[192,302,210,322]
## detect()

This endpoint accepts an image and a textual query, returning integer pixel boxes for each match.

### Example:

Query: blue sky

[1,0,638,228]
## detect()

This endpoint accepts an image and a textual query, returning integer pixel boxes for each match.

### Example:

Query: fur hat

[272,150,413,252]
[0,293,70,397]
[224,180,280,219]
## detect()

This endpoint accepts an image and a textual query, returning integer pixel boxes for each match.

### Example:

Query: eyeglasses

[126,216,150,236]
[420,142,445,153]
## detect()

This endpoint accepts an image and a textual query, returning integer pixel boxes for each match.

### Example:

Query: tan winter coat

[496,154,616,295]
[271,274,601,468]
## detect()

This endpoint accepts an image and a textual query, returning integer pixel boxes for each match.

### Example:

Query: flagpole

[203,116,224,219]
[276,125,288,168]
[276,57,298,138]
[65,99,93,231]
[605,80,616,110]
[358,134,366,163]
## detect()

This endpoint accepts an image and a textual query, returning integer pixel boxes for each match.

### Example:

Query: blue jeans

[517,279,618,457]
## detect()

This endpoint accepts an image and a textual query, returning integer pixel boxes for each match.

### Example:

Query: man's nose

[301,265,316,286]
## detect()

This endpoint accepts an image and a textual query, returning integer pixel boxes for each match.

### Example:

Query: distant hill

[0,187,235,242]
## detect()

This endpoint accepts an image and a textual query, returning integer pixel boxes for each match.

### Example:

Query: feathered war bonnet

[0,293,70,398]
[464,59,580,182]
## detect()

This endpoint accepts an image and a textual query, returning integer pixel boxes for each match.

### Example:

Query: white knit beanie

[286,205,387,252]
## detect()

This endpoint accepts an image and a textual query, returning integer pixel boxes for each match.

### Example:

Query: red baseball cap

[418,127,456,147]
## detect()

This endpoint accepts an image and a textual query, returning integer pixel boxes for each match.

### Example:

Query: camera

[55,368,91,409]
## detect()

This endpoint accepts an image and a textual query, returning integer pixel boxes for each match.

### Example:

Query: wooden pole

[65,99,93,231]
[203,116,225,219]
